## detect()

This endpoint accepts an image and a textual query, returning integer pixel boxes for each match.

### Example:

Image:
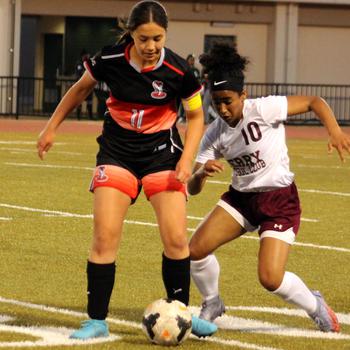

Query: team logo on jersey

[96,166,108,182]
[228,151,266,176]
[151,80,167,99]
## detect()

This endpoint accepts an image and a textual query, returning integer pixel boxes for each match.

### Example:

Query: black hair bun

[200,42,249,74]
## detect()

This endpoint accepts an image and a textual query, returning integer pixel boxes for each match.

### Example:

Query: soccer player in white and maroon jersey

[188,43,350,333]
[37,0,217,340]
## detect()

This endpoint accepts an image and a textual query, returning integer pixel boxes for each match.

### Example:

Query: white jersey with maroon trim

[84,42,201,134]
[196,95,294,192]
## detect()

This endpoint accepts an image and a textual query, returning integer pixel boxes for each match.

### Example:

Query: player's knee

[189,240,206,261]
[258,269,284,291]
[165,234,188,254]
[92,230,118,256]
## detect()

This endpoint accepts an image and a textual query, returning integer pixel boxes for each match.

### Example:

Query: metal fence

[1,76,349,124]
[0,76,78,119]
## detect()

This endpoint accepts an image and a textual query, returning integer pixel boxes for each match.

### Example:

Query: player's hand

[175,157,192,184]
[201,160,224,177]
[37,129,56,160]
[328,129,350,162]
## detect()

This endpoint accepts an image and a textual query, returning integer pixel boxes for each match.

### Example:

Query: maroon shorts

[219,183,301,239]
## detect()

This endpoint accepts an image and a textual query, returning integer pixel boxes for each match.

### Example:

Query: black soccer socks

[87,261,116,320]
[162,253,190,305]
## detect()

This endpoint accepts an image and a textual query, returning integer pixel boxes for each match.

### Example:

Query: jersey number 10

[241,122,262,145]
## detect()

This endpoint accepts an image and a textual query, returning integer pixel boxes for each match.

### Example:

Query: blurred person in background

[177,54,201,123]
[75,49,94,120]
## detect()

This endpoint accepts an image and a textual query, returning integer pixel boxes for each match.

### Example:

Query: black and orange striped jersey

[84,42,201,134]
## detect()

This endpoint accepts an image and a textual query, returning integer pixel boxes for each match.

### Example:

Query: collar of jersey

[125,43,165,73]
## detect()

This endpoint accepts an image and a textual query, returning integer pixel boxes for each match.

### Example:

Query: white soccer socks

[272,271,317,314]
[192,258,318,316]
[191,254,220,301]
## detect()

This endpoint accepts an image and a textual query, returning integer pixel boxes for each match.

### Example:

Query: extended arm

[37,71,96,160]
[187,160,224,195]
[287,96,350,161]
[175,106,204,183]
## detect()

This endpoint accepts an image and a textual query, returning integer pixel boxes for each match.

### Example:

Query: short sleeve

[180,68,202,99]
[196,120,223,164]
[258,96,288,125]
[84,51,104,82]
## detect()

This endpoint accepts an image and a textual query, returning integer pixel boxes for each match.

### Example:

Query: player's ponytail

[116,32,133,46]
[115,17,133,45]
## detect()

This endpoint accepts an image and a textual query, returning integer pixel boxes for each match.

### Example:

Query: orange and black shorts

[90,116,186,202]
[90,165,186,202]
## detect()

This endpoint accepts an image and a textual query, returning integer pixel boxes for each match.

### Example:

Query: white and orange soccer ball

[142,298,192,346]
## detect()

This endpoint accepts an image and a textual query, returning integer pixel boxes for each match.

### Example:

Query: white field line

[188,215,318,223]
[197,336,282,350]
[296,164,350,170]
[0,296,140,329]
[5,162,93,171]
[0,203,93,219]
[1,203,349,253]
[0,217,12,221]
[207,180,350,197]
[298,188,350,197]
[0,163,330,222]
[0,141,37,145]
[214,315,350,340]
[0,316,13,323]
[241,235,350,253]
[0,314,119,347]
[0,141,65,145]
[8,163,350,174]
[0,325,119,347]
[226,306,350,325]
[1,297,349,349]
[0,296,281,350]
[4,162,350,198]
[300,155,324,159]
[1,149,82,155]
[299,218,318,223]
[191,306,350,340]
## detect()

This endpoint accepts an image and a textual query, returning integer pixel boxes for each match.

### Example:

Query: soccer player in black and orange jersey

[37,0,217,340]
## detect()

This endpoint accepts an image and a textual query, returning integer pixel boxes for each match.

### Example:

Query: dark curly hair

[200,42,249,92]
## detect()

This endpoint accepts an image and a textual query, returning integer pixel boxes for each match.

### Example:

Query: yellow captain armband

[181,92,202,112]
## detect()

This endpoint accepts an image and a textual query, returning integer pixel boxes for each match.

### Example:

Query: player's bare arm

[287,95,350,162]
[37,72,96,160]
[176,106,204,183]
[188,160,224,195]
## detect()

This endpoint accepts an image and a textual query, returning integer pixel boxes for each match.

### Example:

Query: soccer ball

[142,298,192,346]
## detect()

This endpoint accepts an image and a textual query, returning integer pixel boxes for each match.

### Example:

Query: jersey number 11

[131,109,145,129]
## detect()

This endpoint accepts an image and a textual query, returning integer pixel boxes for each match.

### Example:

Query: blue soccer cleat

[191,315,218,338]
[69,319,109,339]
